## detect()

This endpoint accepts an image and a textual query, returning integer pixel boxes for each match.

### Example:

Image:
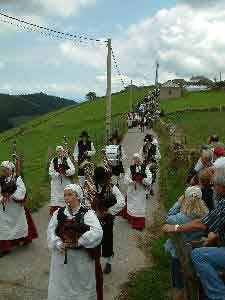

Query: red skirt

[127,213,145,230]
[0,208,38,253]
[24,207,38,242]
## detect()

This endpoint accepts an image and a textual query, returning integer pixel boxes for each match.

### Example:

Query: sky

[0,0,224,101]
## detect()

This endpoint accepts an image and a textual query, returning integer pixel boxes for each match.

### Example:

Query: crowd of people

[0,88,161,300]
[127,87,160,131]
[163,134,225,300]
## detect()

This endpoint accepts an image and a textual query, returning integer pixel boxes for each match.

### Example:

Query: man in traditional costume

[73,131,96,187]
[47,184,103,300]
[93,166,125,274]
[124,153,152,230]
[140,134,160,195]
[0,161,37,257]
[49,146,75,216]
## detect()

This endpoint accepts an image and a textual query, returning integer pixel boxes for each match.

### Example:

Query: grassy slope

[161,90,225,112]
[166,111,225,147]
[0,87,149,210]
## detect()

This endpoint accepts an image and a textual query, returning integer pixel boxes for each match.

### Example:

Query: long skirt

[0,207,38,253]
[48,249,97,300]
[126,186,146,230]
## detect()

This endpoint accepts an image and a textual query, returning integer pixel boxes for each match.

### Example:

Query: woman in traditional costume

[47,184,103,300]
[124,153,152,230]
[49,146,75,216]
[0,161,37,257]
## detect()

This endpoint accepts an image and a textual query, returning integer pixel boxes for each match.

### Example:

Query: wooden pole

[129,80,133,112]
[106,38,112,143]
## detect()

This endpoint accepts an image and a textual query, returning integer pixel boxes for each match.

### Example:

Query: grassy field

[0,86,149,210]
[161,90,225,113]
[165,111,225,147]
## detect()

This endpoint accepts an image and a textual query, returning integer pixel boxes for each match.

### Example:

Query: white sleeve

[124,167,133,185]
[87,142,96,157]
[78,210,103,248]
[139,147,144,160]
[65,158,75,176]
[47,210,63,251]
[11,176,26,201]
[121,146,127,160]
[155,146,161,161]
[49,159,59,179]
[73,142,79,162]
[194,158,204,172]
[108,186,125,216]
[143,166,152,186]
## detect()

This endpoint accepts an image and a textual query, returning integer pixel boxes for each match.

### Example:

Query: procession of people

[0,88,161,299]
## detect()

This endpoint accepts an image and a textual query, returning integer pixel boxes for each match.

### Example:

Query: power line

[0,11,128,90]
[111,47,126,88]
[0,11,108,44]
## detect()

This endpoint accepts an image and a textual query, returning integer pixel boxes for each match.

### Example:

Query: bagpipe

[56,206,98,264]
[94,184,117,225]
[0,141,23,212]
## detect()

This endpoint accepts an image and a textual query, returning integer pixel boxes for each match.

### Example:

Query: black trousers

[101,220,114,258]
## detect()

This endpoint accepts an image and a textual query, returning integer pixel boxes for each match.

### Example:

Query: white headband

[56,146,64,152]
[133,153,141,160]
[64,184,83,201]
[1,161,15,171]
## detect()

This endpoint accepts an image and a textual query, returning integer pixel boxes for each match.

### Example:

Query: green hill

[0,86,149,210]
[0,92,76,132]
[161,90,225,112]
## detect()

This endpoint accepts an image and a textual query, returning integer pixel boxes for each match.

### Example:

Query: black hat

[144,134,153,142]
[94,166,110,185]
[80,130,90,138]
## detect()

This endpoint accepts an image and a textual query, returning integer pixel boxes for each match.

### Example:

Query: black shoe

[104,263,112,274]
[0,251,10,258]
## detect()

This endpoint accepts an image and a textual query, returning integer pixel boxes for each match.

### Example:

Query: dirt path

[0,128,159,300]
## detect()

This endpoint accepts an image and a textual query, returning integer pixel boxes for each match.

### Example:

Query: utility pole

[220,72,222,82]
[129,80,133,112]
[106,38,112,142]
[155,61,159,88]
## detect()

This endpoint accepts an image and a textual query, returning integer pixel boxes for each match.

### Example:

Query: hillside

[161,90,225,112]
[0,86,149,210]
[0,92,76,132]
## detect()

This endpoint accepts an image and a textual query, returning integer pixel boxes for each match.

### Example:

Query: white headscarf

[185,186,202,201]
[1,161,15,171]
[64,184,84,202]
[133,153,141,161]
[56,145,64,152]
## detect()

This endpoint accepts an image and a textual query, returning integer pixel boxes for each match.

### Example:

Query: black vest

[53,157,70,172]
[143,143,157,162]
[55,206,89,237]
[78,140,92,163]
[130,165,147,178]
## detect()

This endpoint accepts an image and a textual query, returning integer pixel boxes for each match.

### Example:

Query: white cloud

[59,41,107,70]
[110,2,225,84]
[0,0,96,17]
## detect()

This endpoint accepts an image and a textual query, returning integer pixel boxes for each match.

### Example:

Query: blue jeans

[192,247,225,300]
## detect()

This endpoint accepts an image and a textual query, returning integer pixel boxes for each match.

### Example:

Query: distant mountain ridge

[0,92,76,132]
